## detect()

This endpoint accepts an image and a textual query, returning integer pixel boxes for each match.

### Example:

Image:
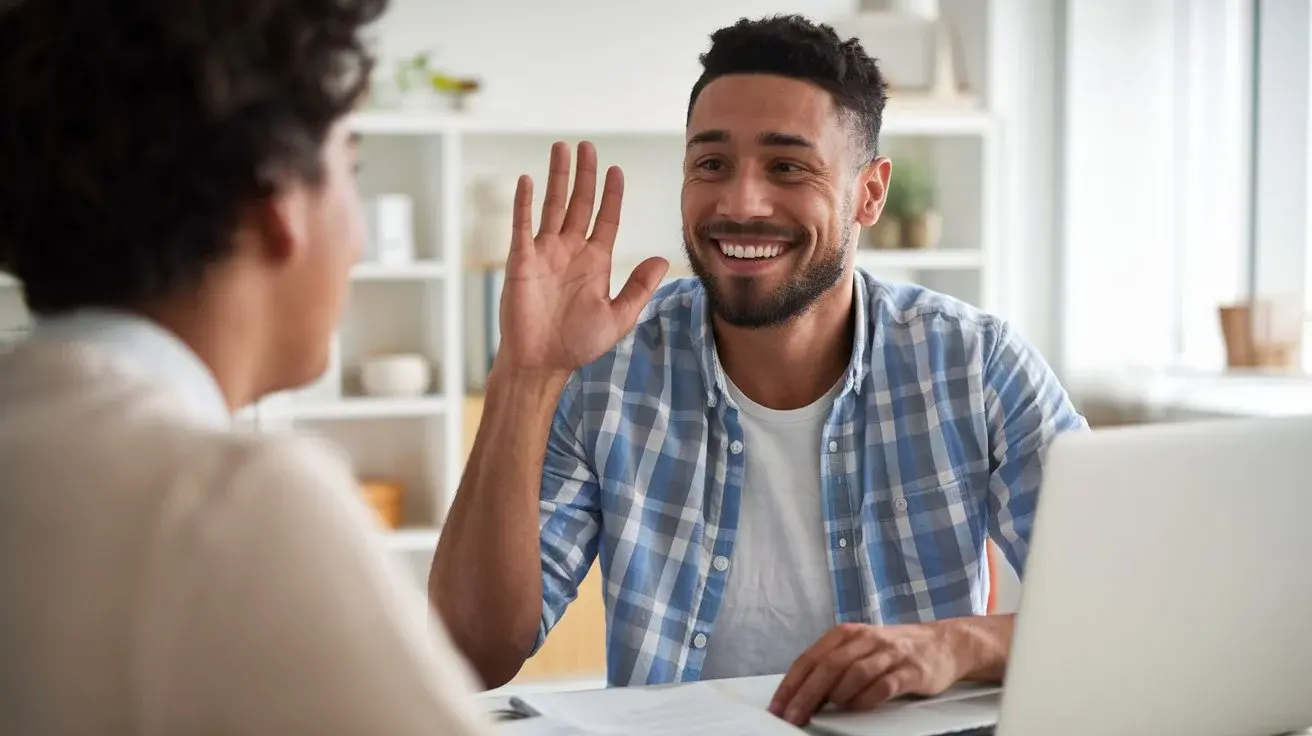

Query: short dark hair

[687,14,889,162]
[0,0,386,316]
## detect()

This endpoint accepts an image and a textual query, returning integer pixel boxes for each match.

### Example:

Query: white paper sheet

[509,682,804,735]
[491,714,596,735]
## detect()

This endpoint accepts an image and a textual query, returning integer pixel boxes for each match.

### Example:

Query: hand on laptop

[497,140,669,376]
[767,622,974,727]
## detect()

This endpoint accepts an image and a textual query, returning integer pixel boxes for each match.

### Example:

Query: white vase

[364,195,416,265]
[469,177,519,266]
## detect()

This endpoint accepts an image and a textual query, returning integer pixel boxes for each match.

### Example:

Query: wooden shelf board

[352,261,448,281]
[350,109,996,139]
[268,395,448,421]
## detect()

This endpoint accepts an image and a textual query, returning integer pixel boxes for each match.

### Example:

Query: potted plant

[392,51,481,111]
[886,162,940,249]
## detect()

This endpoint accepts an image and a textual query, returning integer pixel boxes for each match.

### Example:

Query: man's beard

[683,221,851,329]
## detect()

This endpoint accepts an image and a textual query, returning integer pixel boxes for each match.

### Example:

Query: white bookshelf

[241,125,467,562]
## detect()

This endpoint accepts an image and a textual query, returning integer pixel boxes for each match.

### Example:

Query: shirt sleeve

[982,320,1088,577]
[533,374,603,654]
[136,434,494,736]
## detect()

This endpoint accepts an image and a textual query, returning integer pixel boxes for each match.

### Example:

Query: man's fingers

[610,256,668,326]
[538,141,571,235]
[850,663,920,711]
[828,649,900,709]
[770,625,863,717]
[561,141,598,236]
[587,166,625,249]
[776,630,883,726]
[510,175,535,253]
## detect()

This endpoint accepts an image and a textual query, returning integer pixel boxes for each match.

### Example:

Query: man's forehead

[688,74,840,146]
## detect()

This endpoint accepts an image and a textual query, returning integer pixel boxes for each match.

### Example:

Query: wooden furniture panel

[512,566,607,683]
[463,393,608,683]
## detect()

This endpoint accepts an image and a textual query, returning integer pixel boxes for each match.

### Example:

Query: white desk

[480,678,1312,735]
[479,675,998,734]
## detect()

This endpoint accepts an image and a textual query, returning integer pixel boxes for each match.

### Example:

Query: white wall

[988,0,1063,368]
[1060,0,1253,378]
[1252,0,1310,306]
[1174,0,1252,370]
[1060,0,1180,374]
[367,0,858,128]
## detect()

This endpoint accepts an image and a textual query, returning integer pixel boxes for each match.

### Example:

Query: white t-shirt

[698,376,843,680]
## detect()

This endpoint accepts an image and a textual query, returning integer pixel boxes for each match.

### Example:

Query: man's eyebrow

[758,131,816,149]
[687,130,728,148]
[685,130,818,149]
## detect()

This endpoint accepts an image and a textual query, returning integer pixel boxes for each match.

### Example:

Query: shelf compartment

[296,415,448,530]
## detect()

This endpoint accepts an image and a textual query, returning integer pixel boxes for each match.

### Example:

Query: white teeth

[718,241,785,260]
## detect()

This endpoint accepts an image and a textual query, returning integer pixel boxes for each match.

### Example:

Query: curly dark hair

[687,14,889,162]
[0,0,387,315]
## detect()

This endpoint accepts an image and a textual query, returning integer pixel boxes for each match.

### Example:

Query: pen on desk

[490,708,530,721]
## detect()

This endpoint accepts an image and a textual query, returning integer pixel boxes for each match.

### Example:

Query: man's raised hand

[496,141,668,376]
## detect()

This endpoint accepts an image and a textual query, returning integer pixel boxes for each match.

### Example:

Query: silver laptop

[811,415,1312,736]
[1004,416,1312,735]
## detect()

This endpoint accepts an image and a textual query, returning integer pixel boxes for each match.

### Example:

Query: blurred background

[1,0,1304,693]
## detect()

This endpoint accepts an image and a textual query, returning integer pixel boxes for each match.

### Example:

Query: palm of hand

[498,141,668,374]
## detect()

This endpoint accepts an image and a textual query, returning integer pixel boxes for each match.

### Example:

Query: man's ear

[855,157,891,228]
[249,184,311,265]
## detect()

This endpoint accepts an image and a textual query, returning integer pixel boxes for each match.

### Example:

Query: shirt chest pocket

[872,468,985,542]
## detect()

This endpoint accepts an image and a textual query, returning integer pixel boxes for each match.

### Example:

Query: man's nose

[716,169,774,222]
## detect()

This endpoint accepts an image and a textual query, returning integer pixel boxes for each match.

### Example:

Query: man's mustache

[695,220,806,242]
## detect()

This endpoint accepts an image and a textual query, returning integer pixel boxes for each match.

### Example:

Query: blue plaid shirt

[534,269,1086,686]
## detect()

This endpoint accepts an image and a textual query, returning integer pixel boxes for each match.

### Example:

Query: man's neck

[138,289,267,412]
[713,274,856,411]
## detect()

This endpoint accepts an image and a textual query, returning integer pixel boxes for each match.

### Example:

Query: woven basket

[359,479,404,529]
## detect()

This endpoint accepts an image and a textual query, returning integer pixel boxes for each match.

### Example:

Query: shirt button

[707,395,717,407]
[713,555,729,571]
[693,633,708,648]
[828,440,839,452]
[894,497,908,512]
[838,537,848,548]
[729,440,743,454]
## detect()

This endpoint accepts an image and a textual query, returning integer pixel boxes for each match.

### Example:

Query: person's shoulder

[103,413,357,522]
[632,276,704,344]
[859,270,1006,339]
[201,430,358,514]
[135,426,373,572]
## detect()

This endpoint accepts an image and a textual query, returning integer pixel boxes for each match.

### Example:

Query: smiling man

[432,14,1085,728]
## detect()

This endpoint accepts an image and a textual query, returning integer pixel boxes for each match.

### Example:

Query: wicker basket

[359,479,404,529]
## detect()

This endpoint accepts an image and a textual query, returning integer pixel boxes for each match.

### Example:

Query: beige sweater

[0,317,492,735]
